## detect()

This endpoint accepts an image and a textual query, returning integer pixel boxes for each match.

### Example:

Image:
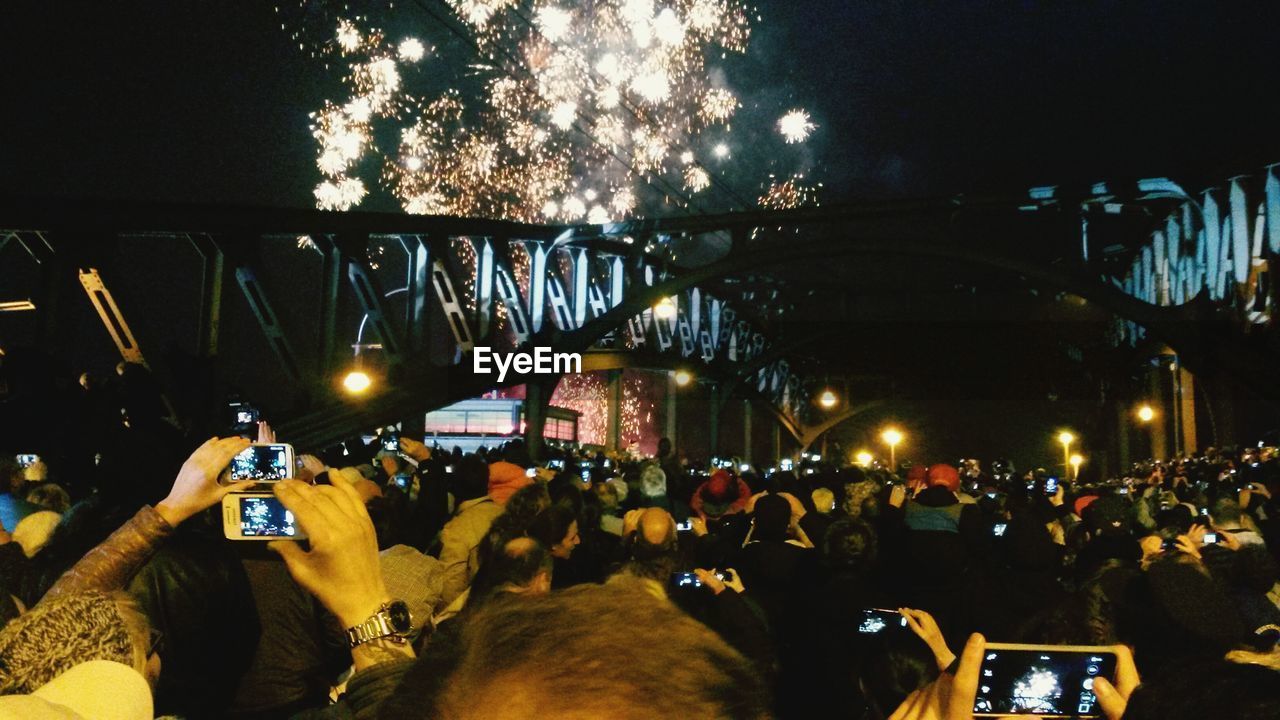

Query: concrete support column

[1177,365,1197,455]
[742,398,752,463]
[708,383,719,458]
[772,423,781,463]
[665,372,678,450]
[1147,365,1169,460]
[606,369,622,452]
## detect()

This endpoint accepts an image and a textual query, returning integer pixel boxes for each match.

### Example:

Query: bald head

[638,507,674,546]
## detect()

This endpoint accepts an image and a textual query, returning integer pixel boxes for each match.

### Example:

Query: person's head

[925,463,960,494]
[0,591,159,695]
[0,457,23,496]
[469,536,553,606]
[385,580,767,719]
[454,453,490,502]
[751,494,791,543]
[640,464,666,498]
[811,487,835,515]
[823,518,878,574]
[24,483,70,514]
[1121,657,1280,720]
[1209,496,1244,526]
[594,481,619,511]
[528,504,580,560]
[658,437,672,458]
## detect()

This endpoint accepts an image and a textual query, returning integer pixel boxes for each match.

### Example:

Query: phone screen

[15,454,38,468]
[676,519,693,532]
[239,496,301,537]
[393,474,412,490]
[1202,532,1218,545]
[973,647,1116,717]
[229,445,292,482]
[993,522,1008,537]
[1044,478,1059,494]
[670,571,703,589]
[382,431,400,452]
[857,608,907,634]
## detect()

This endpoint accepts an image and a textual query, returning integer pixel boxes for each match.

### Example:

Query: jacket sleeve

[690,481,707,519]
[435,519,472,612]
[290,658,415,720]
[40,506,173,604]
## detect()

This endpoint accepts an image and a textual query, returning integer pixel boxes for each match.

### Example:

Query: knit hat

[640,465,667,498]
[1084,496,1129,535]
[0,592,139,696]
[705,470,734,501]
[926,464,960,493]
[12,510,61,558]
[488,460,534,505]
[0,660,152,720]
[1073,494,1100,518]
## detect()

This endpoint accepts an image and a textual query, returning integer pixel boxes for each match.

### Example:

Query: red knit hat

[706,469,734,500]
[925,463,960,493]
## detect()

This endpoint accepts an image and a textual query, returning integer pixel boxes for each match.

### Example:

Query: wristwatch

[345,600,413,649]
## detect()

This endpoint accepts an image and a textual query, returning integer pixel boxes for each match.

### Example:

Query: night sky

[3,1,1279,469]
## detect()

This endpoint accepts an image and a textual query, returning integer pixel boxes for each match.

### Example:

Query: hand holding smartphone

[222,443,295,484]
[973,643,1118,717]
[223,493,305,539]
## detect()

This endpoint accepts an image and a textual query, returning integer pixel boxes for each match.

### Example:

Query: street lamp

[1058,431,1075,477]
[855,450,873,467]
[1137,404,1155,423]
[819,389,838,408]
[673,370,692,387]
[342,370,372,394]
[653,296,677,320]
[1069,453,1083,480]
[881,428,903,470]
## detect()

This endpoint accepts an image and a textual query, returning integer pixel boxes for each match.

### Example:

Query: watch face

[387,600,413,634]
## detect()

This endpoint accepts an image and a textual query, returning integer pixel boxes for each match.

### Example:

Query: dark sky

[4,1,1278,210]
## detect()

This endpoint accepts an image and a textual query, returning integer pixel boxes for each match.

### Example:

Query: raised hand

[1091,645,1140,720]
[156,437,253,527]
[900,608,955,672]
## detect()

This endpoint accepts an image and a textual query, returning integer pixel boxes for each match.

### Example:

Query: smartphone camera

[223,494,305,540]
[15,454,39,469]
[392,474,412,491]
[526,467,538,478]
[779,459,794,472]
[992,522,1008,537]
[671,571,703,589]
[381,430,400,453]
[973,645,1116,717]
[1044,477,1059,495]
[857,608,907,634]
[548,459,566,470]
[676,519,693,532]
[228,444,294,482]
[739,463,750,472]
[1202,532,1218,545]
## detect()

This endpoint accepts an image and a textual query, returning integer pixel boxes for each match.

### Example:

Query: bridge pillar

[708,383,719,459]
[606,369,622,452]
[1146,365,1169,461]
[665,372,678,452]
[1176,365,1197,455]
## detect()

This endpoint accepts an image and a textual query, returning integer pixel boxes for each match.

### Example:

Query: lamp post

[1058,431,1075,478]
[1069,453,1083,481]
[881,428,903,471]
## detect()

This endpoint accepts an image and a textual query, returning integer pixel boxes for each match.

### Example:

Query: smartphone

[525,467,538,478]
[993,522,1008,537]
[222,493,306,540]
[676,519,693,532]
[1118,487,1129,495]
[381,430,400,453]
[15,454,38,468]
[739,463,750,472]
[779,458,794,471]
[857,608,908,634]
[603,459,612,468]
[548,459,566,470]
[1202,532,1218,545]
[225,443,295,483]
[392,473,412,490]
[973,643,1117,718]
[669,570,726,589]
[582,469,591,482]
[229,401,258,426]
[1044,477,1059,495]
[445,465,454,474]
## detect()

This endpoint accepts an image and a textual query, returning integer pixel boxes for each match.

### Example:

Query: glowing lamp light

[855,451,873,466]
[1070,454,1084,469]
[881,428,904,470]
[818,389,838,408]
[673,370,692,387]
[342,370,372,394]
[1137,405,1155,423]
[1057,431,1075,446]
[653,296,677,319]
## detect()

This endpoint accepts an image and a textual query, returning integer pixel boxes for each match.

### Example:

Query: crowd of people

[0,358,1279,718]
